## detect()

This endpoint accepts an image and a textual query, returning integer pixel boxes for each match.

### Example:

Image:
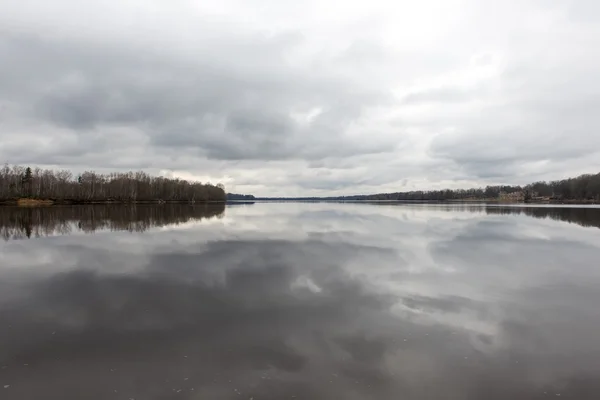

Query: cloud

[402,86,478,104]
[1,0,600,195]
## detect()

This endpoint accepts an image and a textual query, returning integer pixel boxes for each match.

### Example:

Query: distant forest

[0,164,226,204]
[256,172,600,203]
[227,193,256,201]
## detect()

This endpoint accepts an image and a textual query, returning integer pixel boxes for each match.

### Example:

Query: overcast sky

[1,0,599,196]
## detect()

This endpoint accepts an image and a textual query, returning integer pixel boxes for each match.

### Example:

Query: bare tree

[0,165,226,203]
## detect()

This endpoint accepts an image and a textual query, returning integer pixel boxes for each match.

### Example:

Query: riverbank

[447,198,599,205]
[0,199,226,207]
[16,199,55,206]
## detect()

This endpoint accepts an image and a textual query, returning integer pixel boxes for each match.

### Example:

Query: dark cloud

[0,32,394,165]
[402,294,486,314]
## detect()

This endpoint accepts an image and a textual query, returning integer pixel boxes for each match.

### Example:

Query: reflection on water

[364,202,600,229]
[0,204,225,240]
[1,203,600,399]
[1,204,599,242]
[479,205,600,229]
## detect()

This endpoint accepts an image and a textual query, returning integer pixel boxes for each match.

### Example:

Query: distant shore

[235,198,599,205]
[446,198,598,205]
[3,198,598,207]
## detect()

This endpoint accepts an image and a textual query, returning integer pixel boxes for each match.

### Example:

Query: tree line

[356,172,600,202]
[0,203,225,240]
[227,193,256,201]
[0,164,226,203]
[257,172,600,203]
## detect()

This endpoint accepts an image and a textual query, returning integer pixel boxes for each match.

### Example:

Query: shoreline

[251,199,599,205]
[2,199,598,207]
[0,199,227,207]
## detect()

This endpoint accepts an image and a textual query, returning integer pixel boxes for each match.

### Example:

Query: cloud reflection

[0,203,599,399]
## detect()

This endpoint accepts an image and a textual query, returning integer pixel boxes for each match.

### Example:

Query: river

[1,202,600,399]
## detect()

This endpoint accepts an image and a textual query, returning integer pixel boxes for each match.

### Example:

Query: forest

[227,193,256,201]
[0,164,226,204]
[259,172,600,203]
[347,172,600,202]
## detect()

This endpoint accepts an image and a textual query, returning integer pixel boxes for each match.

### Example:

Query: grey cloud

[430,128,600,181]
[425,30,600,181]
[428,91,600,181]
[0,32,395,164]
[567,0,600,23]
[402,294,486,315]
[1,0,600,194]
[402,86,477,104]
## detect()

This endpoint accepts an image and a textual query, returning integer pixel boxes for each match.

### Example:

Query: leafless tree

[0,164,226,203]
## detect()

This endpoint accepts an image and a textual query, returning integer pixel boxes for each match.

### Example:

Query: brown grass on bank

[17,198,54,207]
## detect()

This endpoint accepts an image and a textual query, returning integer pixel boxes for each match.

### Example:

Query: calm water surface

[1,203,600,399]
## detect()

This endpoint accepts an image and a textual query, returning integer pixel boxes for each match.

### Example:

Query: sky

[1,0,599,197]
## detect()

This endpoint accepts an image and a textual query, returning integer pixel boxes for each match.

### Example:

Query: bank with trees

[0,164,226,204]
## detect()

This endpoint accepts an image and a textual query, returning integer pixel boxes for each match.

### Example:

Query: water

[1,202,600,400]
